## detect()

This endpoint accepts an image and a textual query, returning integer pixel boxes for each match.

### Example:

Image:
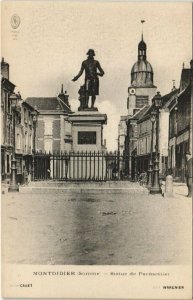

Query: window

[8,99,11,114]
[44,119,53,135]
[147,137,149,153]
[78,131,96,145]
[29,134,32,151]
[141,139,144,153]
[44,139,52,153]
[145,121,147,133]
[16,112,21,124]
[25,132,28,150]
[170,145,173,167]
[9,124,12,145]
[16,134,21,150]
[139,124,141,135]
[134,125,138,138]
[16,158,22,174]
[7,155,10,173]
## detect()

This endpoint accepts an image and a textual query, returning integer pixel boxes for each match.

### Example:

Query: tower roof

[130,34,155,88]
[131,60,153,74]
[138,37,147,51]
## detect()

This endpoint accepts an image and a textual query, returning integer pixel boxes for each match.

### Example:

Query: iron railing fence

[33,151,131,181]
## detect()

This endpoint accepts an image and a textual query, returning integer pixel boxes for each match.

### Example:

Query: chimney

[58,85,70,108]
[171,80,176,92]
[1,57,9,80]
[64,90,70,107]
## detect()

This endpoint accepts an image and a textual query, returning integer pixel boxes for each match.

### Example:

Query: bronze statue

[72,49,104,109]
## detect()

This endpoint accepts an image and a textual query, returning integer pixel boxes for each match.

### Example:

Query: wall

[177,97,190,134]
[63,118,72,152]
[127,86,156,115]
[118,118,127,154]
[36,114,72,153]
[159,109,169,157]
[137,117,156,156]
[19,104,33,155]
[72,123,102,152]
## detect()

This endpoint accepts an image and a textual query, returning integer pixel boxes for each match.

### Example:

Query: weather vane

[141,20,145,39]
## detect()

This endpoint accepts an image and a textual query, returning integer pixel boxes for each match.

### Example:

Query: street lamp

[150,91,163,194]
[147,110,156,188]
[8,94,20,192]
[31,111,38,181]
[117,136,120,178]
[153,91,162,108]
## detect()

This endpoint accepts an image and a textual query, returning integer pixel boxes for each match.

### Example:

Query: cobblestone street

[2,182,191,265]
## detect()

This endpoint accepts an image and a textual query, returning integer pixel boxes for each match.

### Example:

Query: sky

[2,1,192,150]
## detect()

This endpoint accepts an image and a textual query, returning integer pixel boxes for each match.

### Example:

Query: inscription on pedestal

[78,131,96,145]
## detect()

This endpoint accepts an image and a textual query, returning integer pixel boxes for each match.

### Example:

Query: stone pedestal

[69,110,107,152]
[78,107,98,112]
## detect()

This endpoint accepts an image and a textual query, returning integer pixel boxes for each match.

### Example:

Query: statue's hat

[87,49,95,56]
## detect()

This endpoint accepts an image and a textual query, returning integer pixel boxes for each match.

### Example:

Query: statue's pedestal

[69,110,107,152]
[78,107,98,112]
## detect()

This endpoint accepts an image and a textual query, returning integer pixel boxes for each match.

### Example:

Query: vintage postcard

[1,1,192,299]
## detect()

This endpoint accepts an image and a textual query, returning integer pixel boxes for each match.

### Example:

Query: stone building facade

[126,106,150,178]
[136,89,178,177]
[26,86,73,153]
[1,58,37,183]
[1,58,15,181]
[117,30,192,183]
[15,101,37,183]
[168,65,192,181]
[118,116,127,155]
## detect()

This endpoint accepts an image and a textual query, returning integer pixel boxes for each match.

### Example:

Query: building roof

[180,68,191,91]
[22,100,36,111]
[131,60,153,74]
[178,83,191,103]
[131,105,150,121]
[25,96,72,113]
[137,88,181,123]
[138,39,146,51]
[162,88,179,107]
[1,77,15,93]
[131,60,155,88]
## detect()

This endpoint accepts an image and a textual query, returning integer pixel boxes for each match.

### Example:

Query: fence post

[164,175,173,197]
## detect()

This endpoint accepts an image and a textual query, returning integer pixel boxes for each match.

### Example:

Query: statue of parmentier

[72,49,104,111]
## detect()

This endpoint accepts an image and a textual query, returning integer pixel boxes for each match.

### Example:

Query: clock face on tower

[129,88,136,95]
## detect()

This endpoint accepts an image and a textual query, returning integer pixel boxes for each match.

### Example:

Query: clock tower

[127,33,157,116]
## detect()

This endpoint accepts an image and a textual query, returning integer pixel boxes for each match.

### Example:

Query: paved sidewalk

[2,180,149,194]
[2,181,192,265]
[161,181,190,199]
[2,180,190,199]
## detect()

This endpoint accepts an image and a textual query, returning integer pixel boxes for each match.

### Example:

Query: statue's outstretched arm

[72,63,84,81]
[97,62,105,76]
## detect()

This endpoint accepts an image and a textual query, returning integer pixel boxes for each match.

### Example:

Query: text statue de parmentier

[72,49,105,111]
